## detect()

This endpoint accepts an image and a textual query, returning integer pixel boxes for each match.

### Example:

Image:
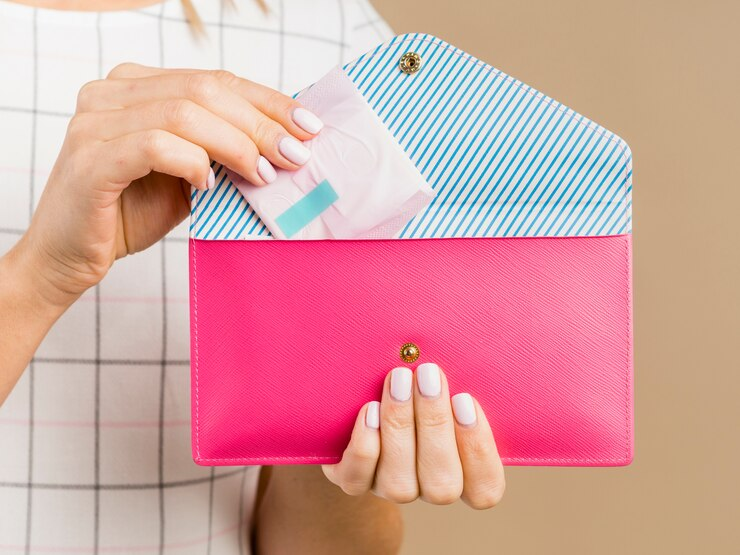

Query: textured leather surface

[190,235,633,466]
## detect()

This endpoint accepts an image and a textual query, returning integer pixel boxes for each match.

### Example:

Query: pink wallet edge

[189,235,634,468]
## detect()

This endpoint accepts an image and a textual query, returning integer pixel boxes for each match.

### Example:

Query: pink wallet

[188,33,634,467]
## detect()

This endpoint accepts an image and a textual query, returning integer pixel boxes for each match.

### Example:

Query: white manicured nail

[390,367,412,402]
[451,393,477,426]
[206,167,215,190]
[279,136,311,165]
[292,107,324,134]
[416,362,441,398]
[366,401,380,429]
[257,156,276,184]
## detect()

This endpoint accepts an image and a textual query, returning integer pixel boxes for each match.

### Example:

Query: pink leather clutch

[189,33,634,467]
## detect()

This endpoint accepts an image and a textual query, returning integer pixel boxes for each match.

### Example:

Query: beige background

[370,1,740,553]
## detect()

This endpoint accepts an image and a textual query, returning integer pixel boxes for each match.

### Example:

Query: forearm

[0,237,74,404]
[253,465,403,555]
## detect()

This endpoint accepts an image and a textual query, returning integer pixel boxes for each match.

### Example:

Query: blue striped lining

[190,33,632,240]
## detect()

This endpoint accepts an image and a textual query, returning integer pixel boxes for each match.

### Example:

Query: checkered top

[0,0,392,552]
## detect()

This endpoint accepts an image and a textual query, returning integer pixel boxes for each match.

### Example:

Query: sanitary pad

[227,67,435,239]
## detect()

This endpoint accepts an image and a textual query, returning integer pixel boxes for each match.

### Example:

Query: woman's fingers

[227,78,324,140]
[322,401,381,496]
[81,100,272,186]
[101,63,320,140]
[95,129,212,191]
[413,363,464,505]
[77,73,315,173]
[373,367,419,503]
[326,364,505,509]
[452,394,506,510]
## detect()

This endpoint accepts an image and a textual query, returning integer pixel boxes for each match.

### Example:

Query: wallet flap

[189,32,632,241]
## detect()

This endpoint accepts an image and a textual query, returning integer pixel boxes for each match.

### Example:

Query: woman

[0,0,506,552]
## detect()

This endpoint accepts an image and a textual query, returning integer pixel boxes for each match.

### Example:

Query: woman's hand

[19,63,323,308]
[322,363,506,509]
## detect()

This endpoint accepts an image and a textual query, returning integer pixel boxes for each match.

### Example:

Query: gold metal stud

[399,51,422,75]
[400,342,420,363]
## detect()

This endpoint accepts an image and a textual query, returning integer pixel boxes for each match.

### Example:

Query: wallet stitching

[192,33,634,464]
[192,234,201,460]
[623,235,633,462]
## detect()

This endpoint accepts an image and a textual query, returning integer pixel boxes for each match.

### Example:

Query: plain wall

[370,1,740,553]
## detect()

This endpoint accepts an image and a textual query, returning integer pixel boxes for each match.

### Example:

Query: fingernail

[292,107,324,134]
[279,136,311,165]
[390,367,412,402]
[257,156,276,184]
[416,362,441,398]
[451,393,477,426]
[365,401,380,429]
[206,167,215,190]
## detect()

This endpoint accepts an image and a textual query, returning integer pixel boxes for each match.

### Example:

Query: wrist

[0,235,81,404]
[1,234,81,318]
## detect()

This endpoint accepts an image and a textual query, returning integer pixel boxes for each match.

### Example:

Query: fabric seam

[192,233,201,460]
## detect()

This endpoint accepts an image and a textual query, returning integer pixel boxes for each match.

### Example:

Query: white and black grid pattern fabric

[0,0,392,552]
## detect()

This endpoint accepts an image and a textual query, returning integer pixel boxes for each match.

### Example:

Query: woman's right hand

[17,63,323,308]
[323,362,506,510]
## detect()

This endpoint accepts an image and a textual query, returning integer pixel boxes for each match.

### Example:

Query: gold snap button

[399,52,422,75]
[400,342,420,363]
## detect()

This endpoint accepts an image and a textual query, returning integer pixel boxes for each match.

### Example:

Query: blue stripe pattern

[190,33,632,240]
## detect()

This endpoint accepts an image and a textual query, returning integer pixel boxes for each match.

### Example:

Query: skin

[1,1,507,553]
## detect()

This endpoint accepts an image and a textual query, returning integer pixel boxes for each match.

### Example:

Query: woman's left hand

[322,362,505,509]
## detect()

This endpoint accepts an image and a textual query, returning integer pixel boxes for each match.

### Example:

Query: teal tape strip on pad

[275,179,339,238]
